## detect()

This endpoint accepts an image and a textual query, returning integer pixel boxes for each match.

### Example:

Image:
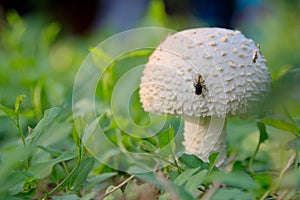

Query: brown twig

[99,175,134,199]
[277,188,290,200]
[200,182,221,200]
[279,153,296,179]
[259,153,296,200]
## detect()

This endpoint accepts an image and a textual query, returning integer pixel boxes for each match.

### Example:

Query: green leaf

[52,164,67,183]
[52,195,79,200]
[139,140,157,153]
[158,126,174,148]
[174,167,201,186]
[28,152,76,179]
[5,171,32,195]
[132,170,196,200]
[165,181,198,200]
[23,177,38,193]
[8,181,25,195]
[28,162,53,179]
[103,185,123,200]
[81,192,97,200]
[256,122,269,143]
[184,170,207,194]
[157,126,177,160]
[41,22,60,47]
[208,152,219,174]
[209,170,258,191]
[87,172,117,184]
[26,107,61,143]
[211,188,253,200]
[71,121,81,149]
[259,114,298,134]
[174,167,207,194]
[67,158,95,189]
[54,152,77,163]
[209,152,219,166]
[179,154,209,169]
[90,47,113,66]
[36,145,62,157]
[81,113,107,145]
[14,94,26,113]
[117,49,153,60]
[286,138,300,150]
[253,174,272,191]
[0,104,16,120]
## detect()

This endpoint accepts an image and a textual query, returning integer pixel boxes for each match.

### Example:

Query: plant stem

[248,140,261,174]
[295,137,300,171]
[43,160,80,199]
[277,188,290,200]
[201,182,220,200]
[259,190,270,200]
[100,175,134,199]
[278,153,296,180]
[44,131,84,199]
[61,162,69,175]
[15,114,29,170]
[259,154,296,200]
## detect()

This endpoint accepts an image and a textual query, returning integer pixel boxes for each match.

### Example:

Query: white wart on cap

[139,28,271,166]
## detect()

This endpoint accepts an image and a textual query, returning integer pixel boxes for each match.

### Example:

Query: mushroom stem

[183,115,227,166]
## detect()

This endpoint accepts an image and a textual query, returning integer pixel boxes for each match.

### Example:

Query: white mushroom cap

[139,28,271,118]
[139,28,271,166]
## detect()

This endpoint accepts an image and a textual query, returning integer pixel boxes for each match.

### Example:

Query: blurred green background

[0,0,299,199]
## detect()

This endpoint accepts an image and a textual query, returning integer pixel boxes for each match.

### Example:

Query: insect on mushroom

[139,28,271,167]
[252,49,258,63]
[193,73,207,96]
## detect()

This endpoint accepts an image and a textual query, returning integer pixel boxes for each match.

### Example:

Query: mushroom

[139,28,271,166]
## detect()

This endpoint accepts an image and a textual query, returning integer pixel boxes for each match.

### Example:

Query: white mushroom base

[182,116,227,167]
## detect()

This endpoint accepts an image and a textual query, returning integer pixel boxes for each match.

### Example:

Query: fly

[193,74,207,96]
[252,49,258,63]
